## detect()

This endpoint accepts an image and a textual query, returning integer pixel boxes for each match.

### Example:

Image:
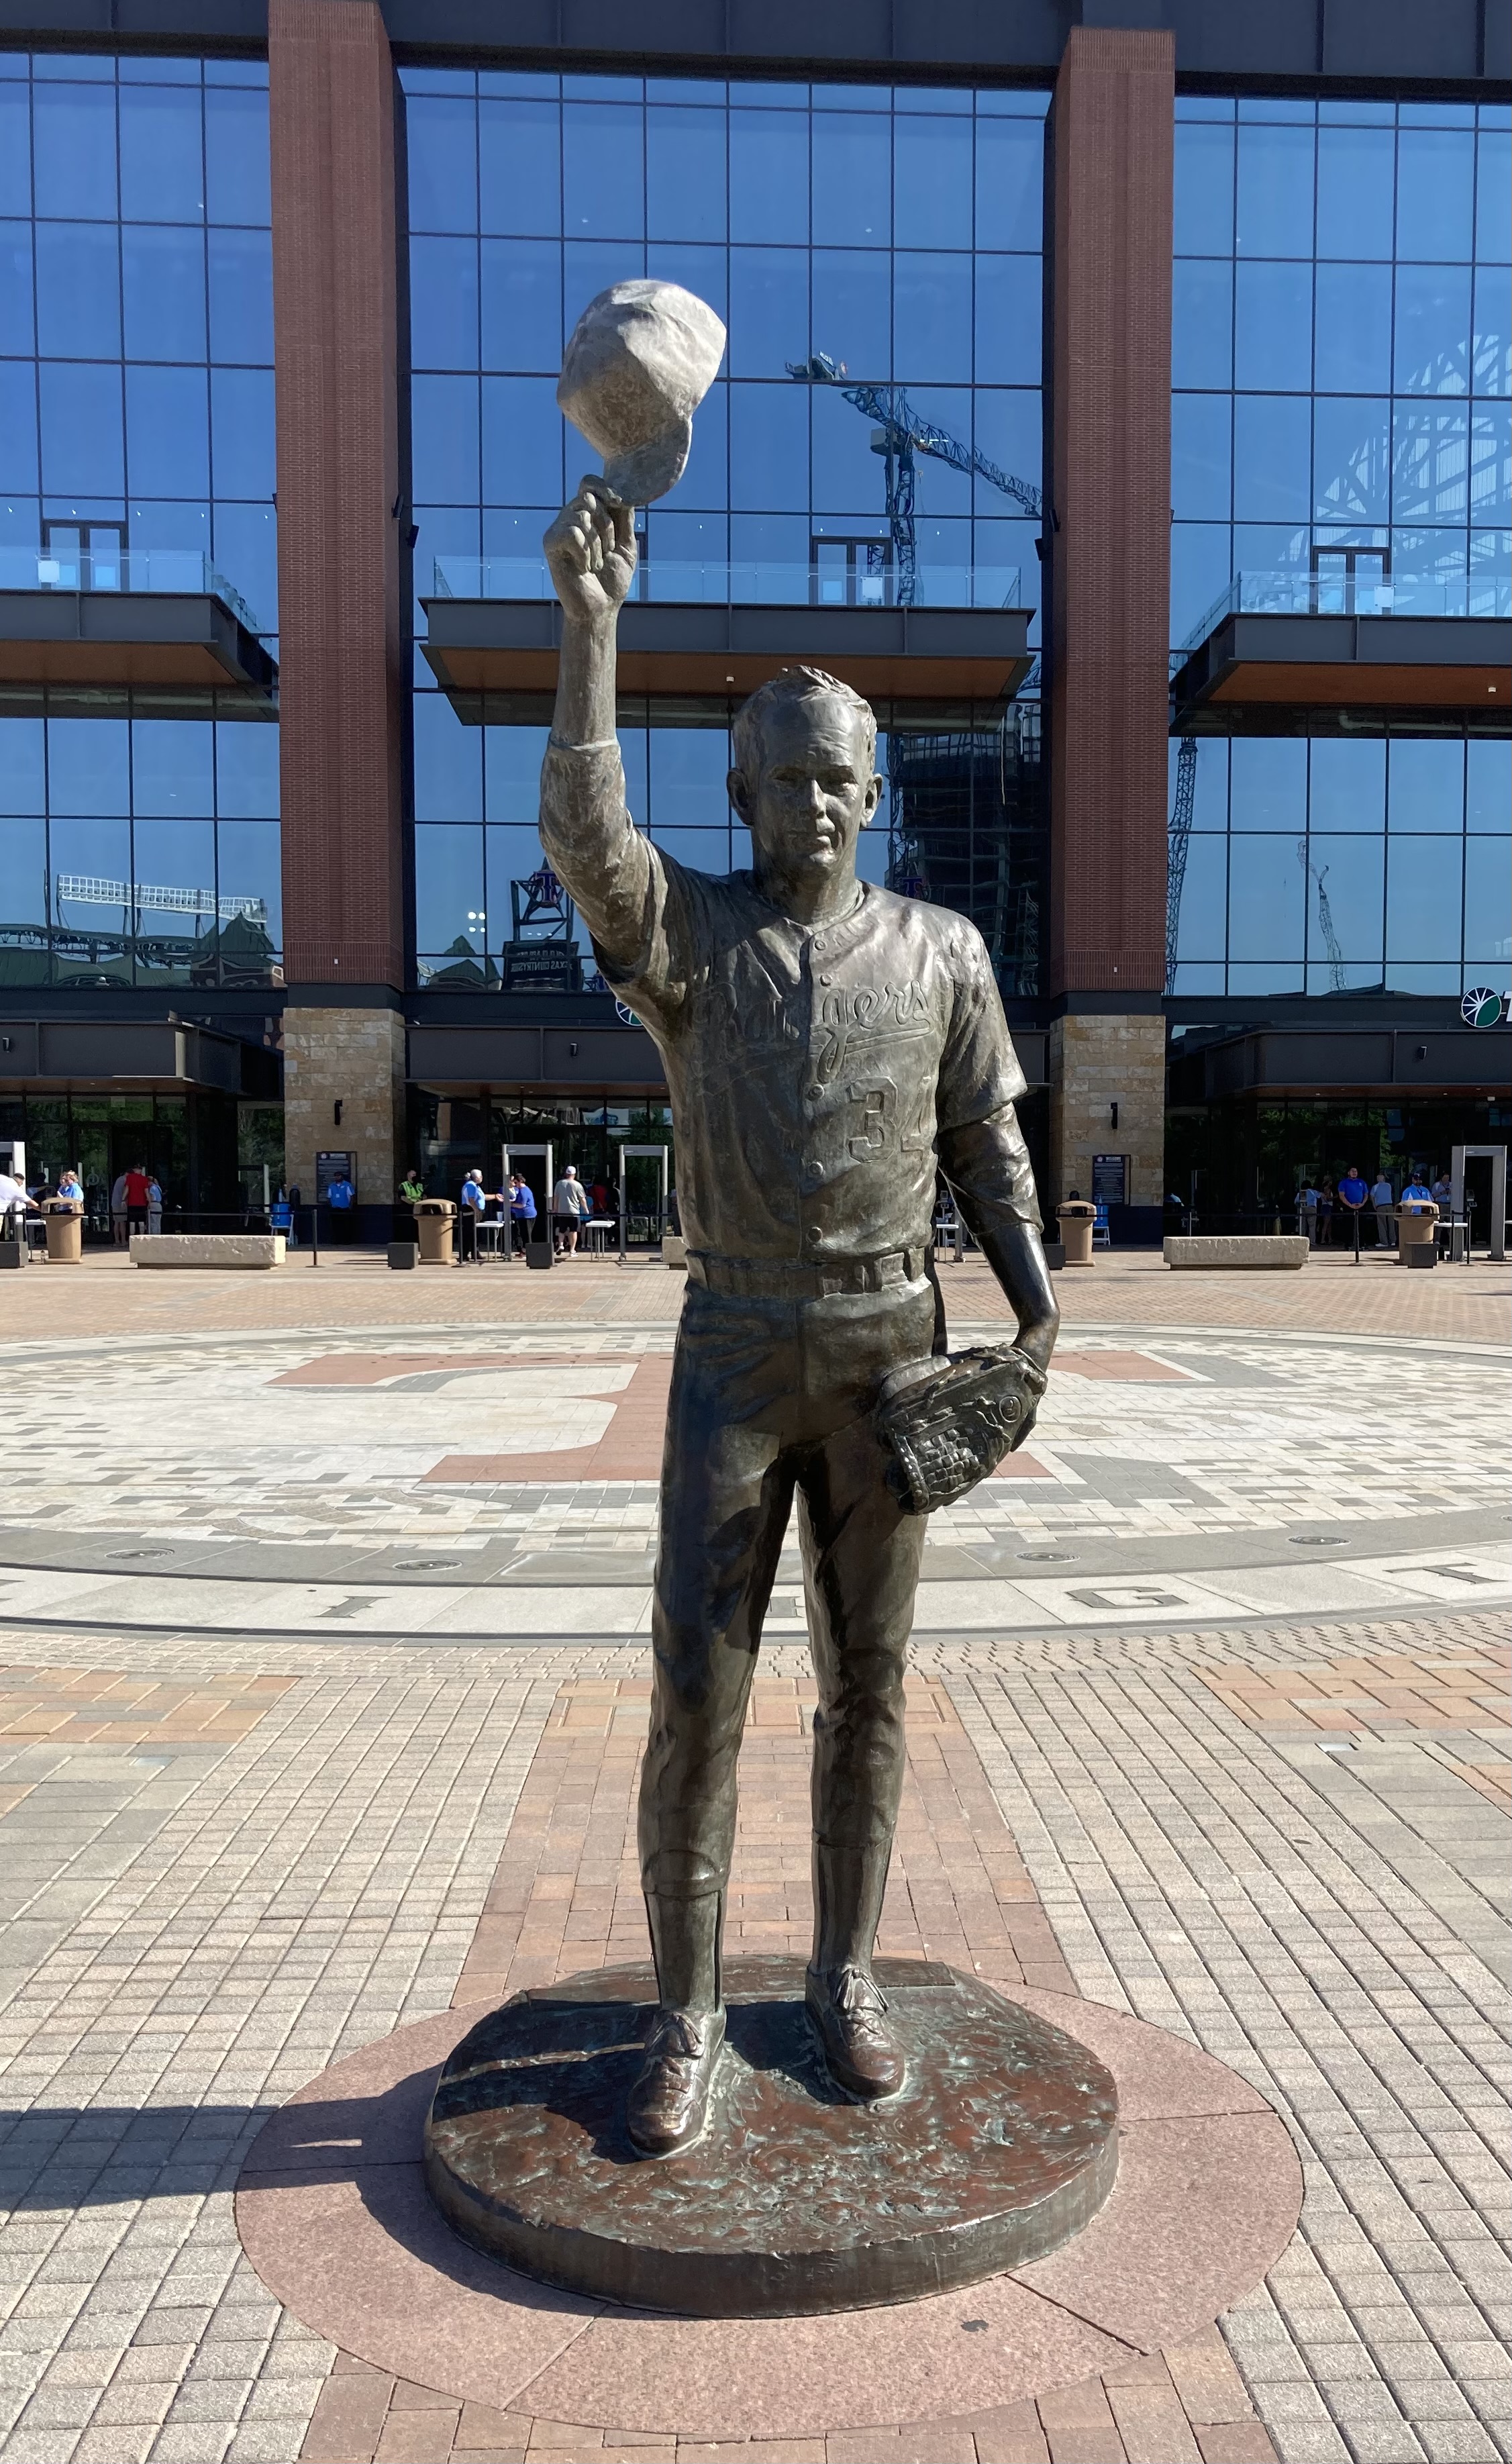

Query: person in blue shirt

[508,1172,537,1256]
[458,1168,488,1263]
[1337,1165,1369,1246]
[326,1173,356,1244]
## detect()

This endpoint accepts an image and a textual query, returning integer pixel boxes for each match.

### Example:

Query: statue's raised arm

[538,478,664,1001]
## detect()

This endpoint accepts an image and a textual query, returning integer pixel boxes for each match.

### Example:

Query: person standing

[458,1168,487,1263]
[552,1163,590,1255]
[0,1165,37,1239]
[326,1169,356,1244]
[1316,1175,1335,1248]
[1370,1169,1395,1250]
[1338,1164,1368,1248]
[109,1169,130,1247]
[123,1163,152,1239]
[146,1173,164,1236]
[508,1171,537,1255]
[1295,1179,1319,1244]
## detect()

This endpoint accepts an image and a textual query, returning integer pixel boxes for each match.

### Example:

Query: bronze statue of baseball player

[541,476,1059,2156]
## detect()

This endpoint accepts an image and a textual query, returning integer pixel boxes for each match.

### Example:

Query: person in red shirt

[123,1164,152,1237]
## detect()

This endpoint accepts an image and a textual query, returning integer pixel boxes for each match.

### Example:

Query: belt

[687,1247,929,1299]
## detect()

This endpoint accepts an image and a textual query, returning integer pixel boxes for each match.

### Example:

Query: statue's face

[729,695,883,884]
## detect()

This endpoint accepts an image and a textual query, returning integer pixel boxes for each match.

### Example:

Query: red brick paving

[299,1675,1276,2464]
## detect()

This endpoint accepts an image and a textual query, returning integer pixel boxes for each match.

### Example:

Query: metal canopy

[0,591,277,705]
[419,597,1033,718]
[1168,611,1509,729]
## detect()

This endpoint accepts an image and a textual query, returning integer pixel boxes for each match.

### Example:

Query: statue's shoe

[625,2005,726,2155]
[805,1964,907,2100]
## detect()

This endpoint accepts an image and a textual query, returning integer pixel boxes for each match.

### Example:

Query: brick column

[270,0,406,1221]
[1045,27,1174,1217]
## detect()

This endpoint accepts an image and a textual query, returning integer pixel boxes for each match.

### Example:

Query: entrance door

[1310,543,1391,614]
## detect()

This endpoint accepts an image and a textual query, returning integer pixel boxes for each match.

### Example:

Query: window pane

[729,110,807,245]
[479,98,559,237]
[413,822,485,952]
[1236,124,1313,258]
[1227,836,1304,959]
[0,221,32,356]
[413,695,481,820]
[1474,266,1511,398]
[646,105,725,242]
[39,362,124,497]
[648,727,731,831]
[810,112,889,248]
[562,102,644,240]
[35,222,120,358]
[207,227,272,365]
[118,85,203,221]
[1234,262,1312,391]
[0,718,45,813]
[1172,832,1226,959]
[1476,130,1511,266]
[1388,736,1464,832]
[411,236,480,370]
[1314,397,1391,524]
[1395,264,1472,395]
[122,226,206,361]
[729,247,806,379]
[1172,260,1231,390]
[49,716,130,816]
[973,391,1040,509]
[1233,393,1309,519]
[1305,834,1383,961]
[1387,834,1462,958]
[411,374,479,503]
[811,250,890,379]
[211,503,276,630]
[484,726,550,823]
[1315,126,1395,260]
[974,255,1040,387]
[0,87,30,219]
[1471,405,1510,521]
[0,818,47,937]
[33,85,117,221]
[974,116,1042,252]
[1173,122,1233,258]
[1231,738,1306,830]
[409,96,478,235]
[482,375,562,506]
[1313,262,1391,395]
[127,364,209,499]
[1309,738,1384,832]
[895,115,971,250]
[1467,737,1511,831]
[894,252,972,384]
[481,239,560,374]
[1464,836,1511,965]
[210,367,273,499]
[1172,394,1230,521]
[132,718,212,814]
[204,87,270,226]
[1393,403,1470,524]
[1396,130,1474,262]
[215,818,281,962]
[1170,523,1234,642]
[215,718,279,817]
[729,381,807,512]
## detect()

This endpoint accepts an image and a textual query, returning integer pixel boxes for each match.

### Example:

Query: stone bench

[130,1234,287,1270]
[1164,1235,1308,1271]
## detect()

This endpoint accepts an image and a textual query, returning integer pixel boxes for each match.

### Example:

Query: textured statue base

[423,1957,1117,2318]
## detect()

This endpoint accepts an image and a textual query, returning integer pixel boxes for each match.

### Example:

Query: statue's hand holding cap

[558,281,727,506]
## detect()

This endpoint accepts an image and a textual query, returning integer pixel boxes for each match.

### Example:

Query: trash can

[42,1199,83,1263]
[1395,1202,1438,1260]
[1058,1200,1096,1267]
[414,1197,456,1265]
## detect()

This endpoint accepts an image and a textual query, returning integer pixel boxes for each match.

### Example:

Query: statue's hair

[730,665,877,783]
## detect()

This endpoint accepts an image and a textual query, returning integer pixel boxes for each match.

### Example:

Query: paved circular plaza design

[236,1982,1301,2441]
[0,1317,1503,1643]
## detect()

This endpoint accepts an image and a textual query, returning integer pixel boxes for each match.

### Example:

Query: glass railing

[0,546,261,634]
[429,556,1023,612]
[1178,568,1511,656]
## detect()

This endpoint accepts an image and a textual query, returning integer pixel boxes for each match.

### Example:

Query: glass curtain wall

[0,52,280,988]
[1168,95,1511,999]
[403,69,1048,993]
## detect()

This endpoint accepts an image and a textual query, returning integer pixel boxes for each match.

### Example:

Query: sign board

[1091,1153,1127,1206]
[1461,987,1511,1028]
[503,941,581,992]
[315,1151,355,1202]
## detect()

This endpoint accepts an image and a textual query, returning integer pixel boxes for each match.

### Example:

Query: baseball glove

[874,1345,1048,1516]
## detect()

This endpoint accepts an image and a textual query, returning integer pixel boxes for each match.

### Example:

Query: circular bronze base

[423,1956,1118,2318]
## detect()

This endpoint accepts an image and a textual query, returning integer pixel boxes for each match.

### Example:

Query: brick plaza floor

[0,1247,1505,2464]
